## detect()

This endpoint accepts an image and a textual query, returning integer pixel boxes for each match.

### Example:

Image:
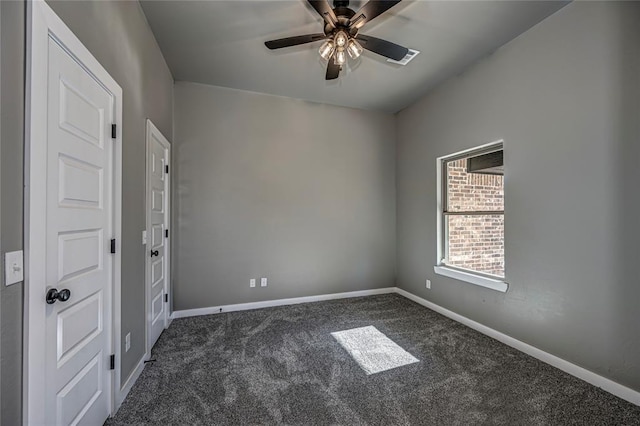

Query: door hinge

[165,229,169,238]
[110,239,116,254]
[164,294,168,303]
[165,165,169,174]
[111,124,117,139]
[109,354,115,370]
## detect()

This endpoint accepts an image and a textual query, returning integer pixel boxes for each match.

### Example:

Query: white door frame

[145,119,172,358]
[23,1,123,424]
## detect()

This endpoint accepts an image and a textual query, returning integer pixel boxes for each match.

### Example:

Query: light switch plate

[260,278,267,287]
[4,250,24,286]
[142,230,147,245]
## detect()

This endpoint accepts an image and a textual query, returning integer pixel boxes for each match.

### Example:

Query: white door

[26,2,122,425]
[146,120,171,351]
[44,38,115,425]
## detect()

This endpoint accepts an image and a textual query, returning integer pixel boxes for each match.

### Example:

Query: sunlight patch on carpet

[331,326,419,375]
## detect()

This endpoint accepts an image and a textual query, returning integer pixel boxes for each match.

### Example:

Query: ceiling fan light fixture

[318,40,335,60]
[334,30,348,48]
[264,0,409,81]
[334,47,347,66]
[347,39,363,59]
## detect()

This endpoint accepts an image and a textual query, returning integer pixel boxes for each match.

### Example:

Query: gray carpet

[107,294,640,425]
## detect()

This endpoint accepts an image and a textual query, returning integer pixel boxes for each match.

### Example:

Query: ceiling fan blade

[356,34,408,61]
[349,0,402,30]
[265,34,327,50]
[307,0,338,29]
[326,60,340,80]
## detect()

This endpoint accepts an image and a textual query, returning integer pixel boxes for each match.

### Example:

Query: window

[435,142,507,292]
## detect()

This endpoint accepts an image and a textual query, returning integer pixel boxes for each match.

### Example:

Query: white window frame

[435,140,508,292]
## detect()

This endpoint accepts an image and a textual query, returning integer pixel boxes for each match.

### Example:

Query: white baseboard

[114,354,147,413]
[394,287,640,407]
[171,287,396,319]
[166,313,174,328]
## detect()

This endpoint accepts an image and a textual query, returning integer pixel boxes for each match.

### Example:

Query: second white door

[146,120,171,351]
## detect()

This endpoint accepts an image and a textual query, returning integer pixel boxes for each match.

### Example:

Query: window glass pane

[446,214,504,277]
[446,159,503,212]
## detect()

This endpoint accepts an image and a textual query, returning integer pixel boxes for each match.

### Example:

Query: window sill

[433,266,508,293]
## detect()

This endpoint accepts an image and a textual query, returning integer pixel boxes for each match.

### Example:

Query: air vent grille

[386,49,420,66]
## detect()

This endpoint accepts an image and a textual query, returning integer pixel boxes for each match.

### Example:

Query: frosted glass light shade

[334,47,346,66]
[347,39,363,59]
[318,40,335,60]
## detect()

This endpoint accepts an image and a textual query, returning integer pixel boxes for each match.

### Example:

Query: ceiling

[140,0,568,113]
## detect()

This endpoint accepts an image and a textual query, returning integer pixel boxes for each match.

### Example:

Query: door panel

[58,79,104,148]
[151,224,164,248]
[45,37,113,426]
[58,155,103,208]
[151,259,164,287]
[151,292,164,324]
[151,189,164,212]
[57,291,103,366]
[57,230,103,282]
[56,354,103,426]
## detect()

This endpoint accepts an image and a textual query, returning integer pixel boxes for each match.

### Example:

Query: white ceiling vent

[386,49,420,66]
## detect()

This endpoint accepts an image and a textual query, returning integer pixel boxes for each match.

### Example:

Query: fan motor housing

[333,6,355,19]
[324,9,355,36]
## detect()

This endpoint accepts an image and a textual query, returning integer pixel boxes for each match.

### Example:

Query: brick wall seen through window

[445,159,504,277]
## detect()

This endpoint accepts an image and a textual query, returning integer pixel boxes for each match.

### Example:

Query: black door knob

[46,288,71,304]
[150,250,159,257]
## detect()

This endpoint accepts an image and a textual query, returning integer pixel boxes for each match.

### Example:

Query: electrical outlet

[125,333,131,352]
[426,279,431,289]
[250,279,256,288]
[261,278,267,287]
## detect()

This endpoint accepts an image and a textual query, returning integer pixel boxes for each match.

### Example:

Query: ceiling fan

[265,0,409,80]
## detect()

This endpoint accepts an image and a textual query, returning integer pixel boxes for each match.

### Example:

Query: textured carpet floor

[107,294,640,425]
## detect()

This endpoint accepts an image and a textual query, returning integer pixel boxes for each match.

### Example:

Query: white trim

[171,288,397,319]
[24,2,123,424]
[144,119,171,360]
[434,266,508,292]
[394,288,640,407]
[114,354,148,412]
[111,50,124,426]
[435,156,444,265]
[438,140,504,161]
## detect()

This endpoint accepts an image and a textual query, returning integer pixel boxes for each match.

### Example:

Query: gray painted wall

[1,1,25,424]
[173,82,396,310]
[44,0,174,386]
[396,1,640,392]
